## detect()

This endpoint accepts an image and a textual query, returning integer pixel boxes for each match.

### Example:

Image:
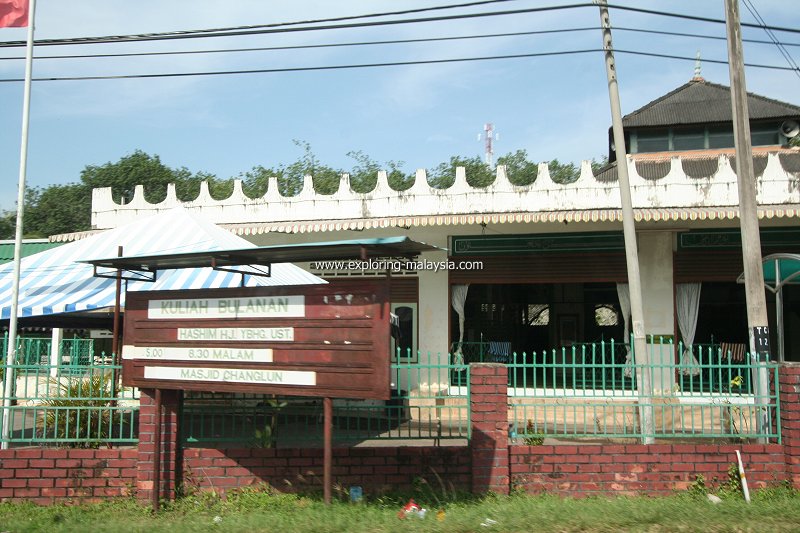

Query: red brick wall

[0,447,137,504]
[137,388,182,503]
[182,446,470,497]
[0,363,798,504]
[779,363,800,487]
[509,443,787,496]
[471,364,510,494]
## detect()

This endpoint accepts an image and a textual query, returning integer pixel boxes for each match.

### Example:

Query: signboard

[751,326,771,359]
[122,283,391,399]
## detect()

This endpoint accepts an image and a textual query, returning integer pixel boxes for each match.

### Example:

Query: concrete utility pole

[724,0,770,440]
[597,0,654,443]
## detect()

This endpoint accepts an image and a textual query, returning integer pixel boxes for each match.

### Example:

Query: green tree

[347,150,380,193]
[387,162,415,191]
[0,210,16,239]
[240,165,285,199]
[497,150,538,185]
[429,155,494,189]
[547,159,580,184]
[282,140,341,196]
[346,150,414,193]
[80,150,179,204]
[23,184,92,237]
[546,157,608,184]
[20,150,220,235]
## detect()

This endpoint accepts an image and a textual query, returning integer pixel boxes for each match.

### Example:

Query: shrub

[38,371,119,448]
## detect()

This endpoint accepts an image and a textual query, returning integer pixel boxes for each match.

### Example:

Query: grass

[0,489,800,533]
[1,486,799,533]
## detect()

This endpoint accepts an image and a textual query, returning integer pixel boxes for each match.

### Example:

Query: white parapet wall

[91,153,800,230]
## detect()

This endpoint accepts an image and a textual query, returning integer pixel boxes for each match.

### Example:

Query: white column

[417,241,450,392]
[50,328,63,378]
[638,232,676,395]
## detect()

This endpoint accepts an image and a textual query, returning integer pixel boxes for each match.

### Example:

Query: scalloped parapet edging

[91,154,800,230]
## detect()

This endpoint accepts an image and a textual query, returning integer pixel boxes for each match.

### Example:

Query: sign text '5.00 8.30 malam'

[122,345,273,362]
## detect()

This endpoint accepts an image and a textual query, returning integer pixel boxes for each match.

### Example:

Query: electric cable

[0,25,797,63]
[741,0,800,81]
[0,2,797,51]
[0,47,793,84]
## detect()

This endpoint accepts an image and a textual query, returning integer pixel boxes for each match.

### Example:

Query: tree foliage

[498,150,539,185]
[429,155,494,189]
[80,150,190,204]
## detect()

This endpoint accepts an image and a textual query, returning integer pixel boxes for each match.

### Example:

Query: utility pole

[597,0,653,443]
[724,0,770,441]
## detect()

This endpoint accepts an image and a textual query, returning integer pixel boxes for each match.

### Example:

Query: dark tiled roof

[622,80,800,128]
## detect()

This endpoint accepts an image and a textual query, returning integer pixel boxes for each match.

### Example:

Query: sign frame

[123,283,391,400]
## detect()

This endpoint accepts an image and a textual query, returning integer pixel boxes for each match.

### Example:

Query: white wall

[638,231,676,394]
[90,154,800,230]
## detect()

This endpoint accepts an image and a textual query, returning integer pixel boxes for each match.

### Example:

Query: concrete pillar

[470,363,509,494]
[49,328,62,378]
[638,231,676,394]
[417,243,450,391]
[137,388,182,503]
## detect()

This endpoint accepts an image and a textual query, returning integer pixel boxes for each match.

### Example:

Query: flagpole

[2,0,37,450]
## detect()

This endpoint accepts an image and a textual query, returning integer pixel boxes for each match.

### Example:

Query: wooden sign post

[123,282,390,505]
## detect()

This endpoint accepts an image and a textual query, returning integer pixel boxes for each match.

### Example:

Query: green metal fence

[0,358,138,447]
[509,340,780,442]
[1,333,96,373]
[180,353,471,447]
[0,339,779,447]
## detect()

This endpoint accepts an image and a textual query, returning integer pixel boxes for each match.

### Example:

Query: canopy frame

[737,252,800,362]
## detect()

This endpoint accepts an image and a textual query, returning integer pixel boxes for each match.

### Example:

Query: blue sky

[0,0,798,212]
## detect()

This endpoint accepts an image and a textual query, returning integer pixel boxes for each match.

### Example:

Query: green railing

[0,358,138,447]
[181,352,470,447]
[1,334,96,374]
[509,340,780,442]
[505,341,633,392]
[0,339,778,447]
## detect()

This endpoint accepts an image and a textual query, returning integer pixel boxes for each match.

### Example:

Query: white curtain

[616,283,633,377]
[451,284,470,365]
[676,283,702,376]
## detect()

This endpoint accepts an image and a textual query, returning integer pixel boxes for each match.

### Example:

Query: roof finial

[692,50,704,81]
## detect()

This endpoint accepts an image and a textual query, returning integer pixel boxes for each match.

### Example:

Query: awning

[0,208,324,319]
[737,253,800,362]
[84,236,441,274]
[215,206,800,236]
[759,253,800,291]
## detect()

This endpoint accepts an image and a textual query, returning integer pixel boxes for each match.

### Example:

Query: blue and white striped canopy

[0,208,324,319]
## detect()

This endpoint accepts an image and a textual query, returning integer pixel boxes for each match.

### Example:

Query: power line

[0,25,797,63]
[617,26,800,47]
[610,3,800,34]
[0,47,793,84]
[742,0,800,81]
[0,3,595,48]
[0,28,594,61]
[0,0,528,47]
[0,2,796,51]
